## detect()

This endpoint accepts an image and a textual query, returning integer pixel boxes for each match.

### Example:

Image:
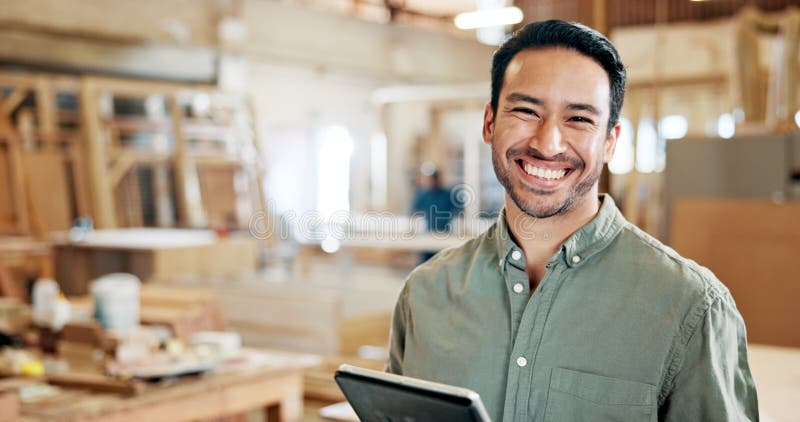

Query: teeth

[523,163,567,180]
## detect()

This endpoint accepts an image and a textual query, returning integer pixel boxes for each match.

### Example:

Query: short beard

[491,143,602,219]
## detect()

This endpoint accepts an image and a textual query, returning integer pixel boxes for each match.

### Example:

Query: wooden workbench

[16,350,312,422]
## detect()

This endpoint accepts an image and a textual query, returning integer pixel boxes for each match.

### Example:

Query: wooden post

[0,120,30,235]
[35,76,58,145]
[592,0,608,35]
[80,78,116,228]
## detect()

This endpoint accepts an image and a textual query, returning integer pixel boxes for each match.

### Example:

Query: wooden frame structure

[0,72,88,237]
[79,76,268,230]
[1,72,268,237]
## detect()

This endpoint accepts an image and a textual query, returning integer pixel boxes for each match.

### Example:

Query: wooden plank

[20,364,304,422]
[45,373,144,396]
[107,152,137,188]
[34,76,58,144]
[0,263,26,300]
[198,166,238,229]
[0,89,27,116]
[22,151,73,232]
[626,73,727,91]
[168,96,205,228]
[67,145,91,219]
[0,121,30,234]
[0,149,14,229]
[80,78,116,228]
[114,168,143,227]
[670,198,800,347]
[152,164,174,227]
[0,28,217,83]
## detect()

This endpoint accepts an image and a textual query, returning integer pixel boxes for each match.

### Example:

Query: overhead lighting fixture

[454,7,523,30]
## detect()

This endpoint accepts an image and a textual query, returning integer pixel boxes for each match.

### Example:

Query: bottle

[32,279,59,326]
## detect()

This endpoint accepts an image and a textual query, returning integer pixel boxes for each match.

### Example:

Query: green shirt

[386,195,758,421]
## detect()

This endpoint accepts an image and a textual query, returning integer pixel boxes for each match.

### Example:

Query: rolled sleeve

[662,293,759,421]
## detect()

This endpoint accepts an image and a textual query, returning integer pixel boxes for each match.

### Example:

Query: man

[386,20,758,421]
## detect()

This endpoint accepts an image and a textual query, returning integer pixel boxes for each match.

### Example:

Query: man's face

[483,47,620,219]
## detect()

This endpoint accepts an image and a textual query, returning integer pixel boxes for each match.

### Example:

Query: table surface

[16,349,318,422]
[51,229,221,251]
[747,343,800,422]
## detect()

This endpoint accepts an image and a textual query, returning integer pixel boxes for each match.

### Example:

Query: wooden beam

[35,76,58,144]
[0,89,28,116]
[593,0,608,34]
[0,28,216,83]
[107,152,138,188]
[81,76,214,97]
[80,78,116,228]
[67,145,91,218]
[627,74,727,90]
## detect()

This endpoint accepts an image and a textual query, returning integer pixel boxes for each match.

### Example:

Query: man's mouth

[516,159,573,181]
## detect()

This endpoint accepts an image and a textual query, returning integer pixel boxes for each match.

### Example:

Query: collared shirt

[386,195,758,421]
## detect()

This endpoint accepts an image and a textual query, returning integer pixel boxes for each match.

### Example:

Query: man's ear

[603,122,621,163]
[482,102,495,145]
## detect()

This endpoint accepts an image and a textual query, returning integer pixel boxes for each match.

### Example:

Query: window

[316,126,354,220]
[636,118,657,173]
[609,117,634,175]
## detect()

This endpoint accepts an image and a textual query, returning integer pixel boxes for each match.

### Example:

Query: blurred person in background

[411,164,463,262]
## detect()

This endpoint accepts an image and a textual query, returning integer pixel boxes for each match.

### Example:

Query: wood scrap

[60,321,112,351]
[45,373,144,396]
[0,264,24,301]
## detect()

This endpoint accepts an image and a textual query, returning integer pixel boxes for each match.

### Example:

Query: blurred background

[0,0,797,421]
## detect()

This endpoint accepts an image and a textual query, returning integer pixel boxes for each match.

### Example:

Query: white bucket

[91,273,140,331]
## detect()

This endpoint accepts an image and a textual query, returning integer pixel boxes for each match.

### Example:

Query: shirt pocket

[544,367,656,422]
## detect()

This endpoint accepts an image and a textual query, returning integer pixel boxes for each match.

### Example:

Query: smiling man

[386,20,758,421]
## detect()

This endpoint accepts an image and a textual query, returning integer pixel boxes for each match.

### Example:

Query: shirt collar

[493,194,626,269]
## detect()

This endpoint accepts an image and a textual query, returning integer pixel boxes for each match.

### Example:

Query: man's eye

[512,108,535,115]
[570,116,594,124]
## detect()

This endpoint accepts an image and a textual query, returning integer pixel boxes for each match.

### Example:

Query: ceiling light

[454,7,523,30]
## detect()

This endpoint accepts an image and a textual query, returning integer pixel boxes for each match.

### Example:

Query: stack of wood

[173,279,396,356]
[139,284,226,342]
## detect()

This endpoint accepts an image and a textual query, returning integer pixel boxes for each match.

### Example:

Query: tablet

[334,364,492,422]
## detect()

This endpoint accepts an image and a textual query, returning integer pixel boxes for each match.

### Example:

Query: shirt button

[516,357,527,367]
[572,255,581,264]
[513,283,524,294]
[498,258,503,267]
[511,250,522,261]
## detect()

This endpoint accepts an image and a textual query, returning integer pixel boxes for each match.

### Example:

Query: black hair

[490,20,627,130]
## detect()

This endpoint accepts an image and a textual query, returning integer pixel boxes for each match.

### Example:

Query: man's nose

[530,118,567,157]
